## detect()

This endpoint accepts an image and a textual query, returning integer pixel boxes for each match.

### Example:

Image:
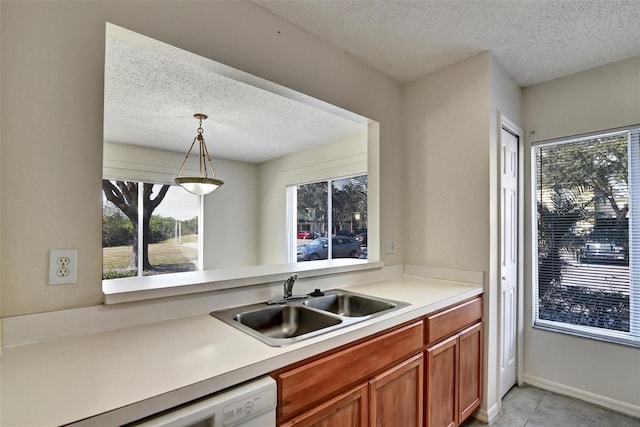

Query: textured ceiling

[255,0,640,86]
[105,2,640,162]
[104,24,367,163]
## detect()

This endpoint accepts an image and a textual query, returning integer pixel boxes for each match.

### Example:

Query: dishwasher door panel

[131,376,276,427]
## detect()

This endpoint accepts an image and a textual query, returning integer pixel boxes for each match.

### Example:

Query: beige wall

[0,0,3,355]
[402,52,523,418]
[202,160,260,270]
[403,52,491,270]
[403,52,499,414]
[522,56,640,411]
[0,1,403,317]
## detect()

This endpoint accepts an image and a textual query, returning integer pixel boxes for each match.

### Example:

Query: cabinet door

[425,335,457,427]
[369,353,423,427]
[276,321,423,421]
[279,383,368,427]
[458,322,482,424]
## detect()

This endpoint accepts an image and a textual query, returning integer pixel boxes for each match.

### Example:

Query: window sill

[533,320,639,349]
[102,259,384,304]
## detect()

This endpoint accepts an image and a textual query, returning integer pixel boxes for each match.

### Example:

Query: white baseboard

[473,401,500,424]
[523,374,640,419]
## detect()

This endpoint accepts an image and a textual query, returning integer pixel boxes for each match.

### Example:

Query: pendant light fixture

[175,113,224,195]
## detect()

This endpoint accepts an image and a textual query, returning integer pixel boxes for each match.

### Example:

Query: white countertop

[0,276,482,426]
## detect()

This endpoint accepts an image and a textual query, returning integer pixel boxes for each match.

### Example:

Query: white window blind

[532,127,639,347]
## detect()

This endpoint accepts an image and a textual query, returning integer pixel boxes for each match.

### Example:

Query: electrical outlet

[49,249,77,285]
[385,238,396,254]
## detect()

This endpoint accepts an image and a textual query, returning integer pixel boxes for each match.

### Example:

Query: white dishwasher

[132,376,276,427]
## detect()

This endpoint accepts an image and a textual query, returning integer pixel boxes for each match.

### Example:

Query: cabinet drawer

[276,321,423,421]
[279,383,368,427]
[425,297,481,346]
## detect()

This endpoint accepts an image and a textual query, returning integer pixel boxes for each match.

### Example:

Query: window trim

[530,124,640,348]
[530,126,636,148]
[288,174,368,264]
[102,260,382,304]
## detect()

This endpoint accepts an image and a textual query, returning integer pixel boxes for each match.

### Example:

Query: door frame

[498,114,525,391]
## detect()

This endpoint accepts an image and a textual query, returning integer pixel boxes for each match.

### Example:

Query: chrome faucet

[283,273,299,299]
[266,273,305,304]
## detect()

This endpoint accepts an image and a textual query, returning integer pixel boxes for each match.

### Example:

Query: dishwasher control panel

[222,386,275,425]
[129,376,276,427]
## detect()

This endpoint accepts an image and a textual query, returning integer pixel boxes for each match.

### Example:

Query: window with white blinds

[532,127,640,347]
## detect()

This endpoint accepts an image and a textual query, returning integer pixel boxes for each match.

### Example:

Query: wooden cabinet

[273,321,423,426]
[458,323,483,423]
[273,295,483,427]
[282,354,424,427]
[425,297,483,427]
[280,383,368,427]
[370,353,423,427]
[425,335,458,427]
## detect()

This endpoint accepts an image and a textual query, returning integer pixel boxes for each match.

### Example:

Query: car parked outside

[297,230,318,239]
[355,247,368,259]
[355,231,367,247]
[578,233,628,264]
[297,236,361,261]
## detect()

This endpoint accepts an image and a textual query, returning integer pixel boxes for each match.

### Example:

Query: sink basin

[211,289,409,346]
[233,305,342,339]
[212,303,345,346]
[303,293,396,317]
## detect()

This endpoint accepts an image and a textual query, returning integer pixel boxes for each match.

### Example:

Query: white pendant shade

[175,177,224,196]
[175,114,224,195]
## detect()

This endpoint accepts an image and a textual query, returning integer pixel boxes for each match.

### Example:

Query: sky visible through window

[153,185,199,220]
[101,184,199,221]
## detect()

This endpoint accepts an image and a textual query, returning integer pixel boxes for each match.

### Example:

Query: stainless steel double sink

[210,290,410,346]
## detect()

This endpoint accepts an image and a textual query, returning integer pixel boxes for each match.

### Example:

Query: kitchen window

[289,175,367,262]
[532,126,640,347]
[102,180,201,279]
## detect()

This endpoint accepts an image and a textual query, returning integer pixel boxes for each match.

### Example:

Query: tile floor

[461,384,640,427]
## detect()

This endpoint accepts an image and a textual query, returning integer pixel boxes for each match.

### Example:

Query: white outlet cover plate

[49,249,77,285]
[385,238,396,254]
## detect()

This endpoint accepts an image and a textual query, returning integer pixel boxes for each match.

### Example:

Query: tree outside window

[534,130,637,344]
[294,175,367,261]
[102,180,199,279]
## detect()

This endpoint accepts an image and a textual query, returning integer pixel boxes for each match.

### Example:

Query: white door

[500,126,519,397]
